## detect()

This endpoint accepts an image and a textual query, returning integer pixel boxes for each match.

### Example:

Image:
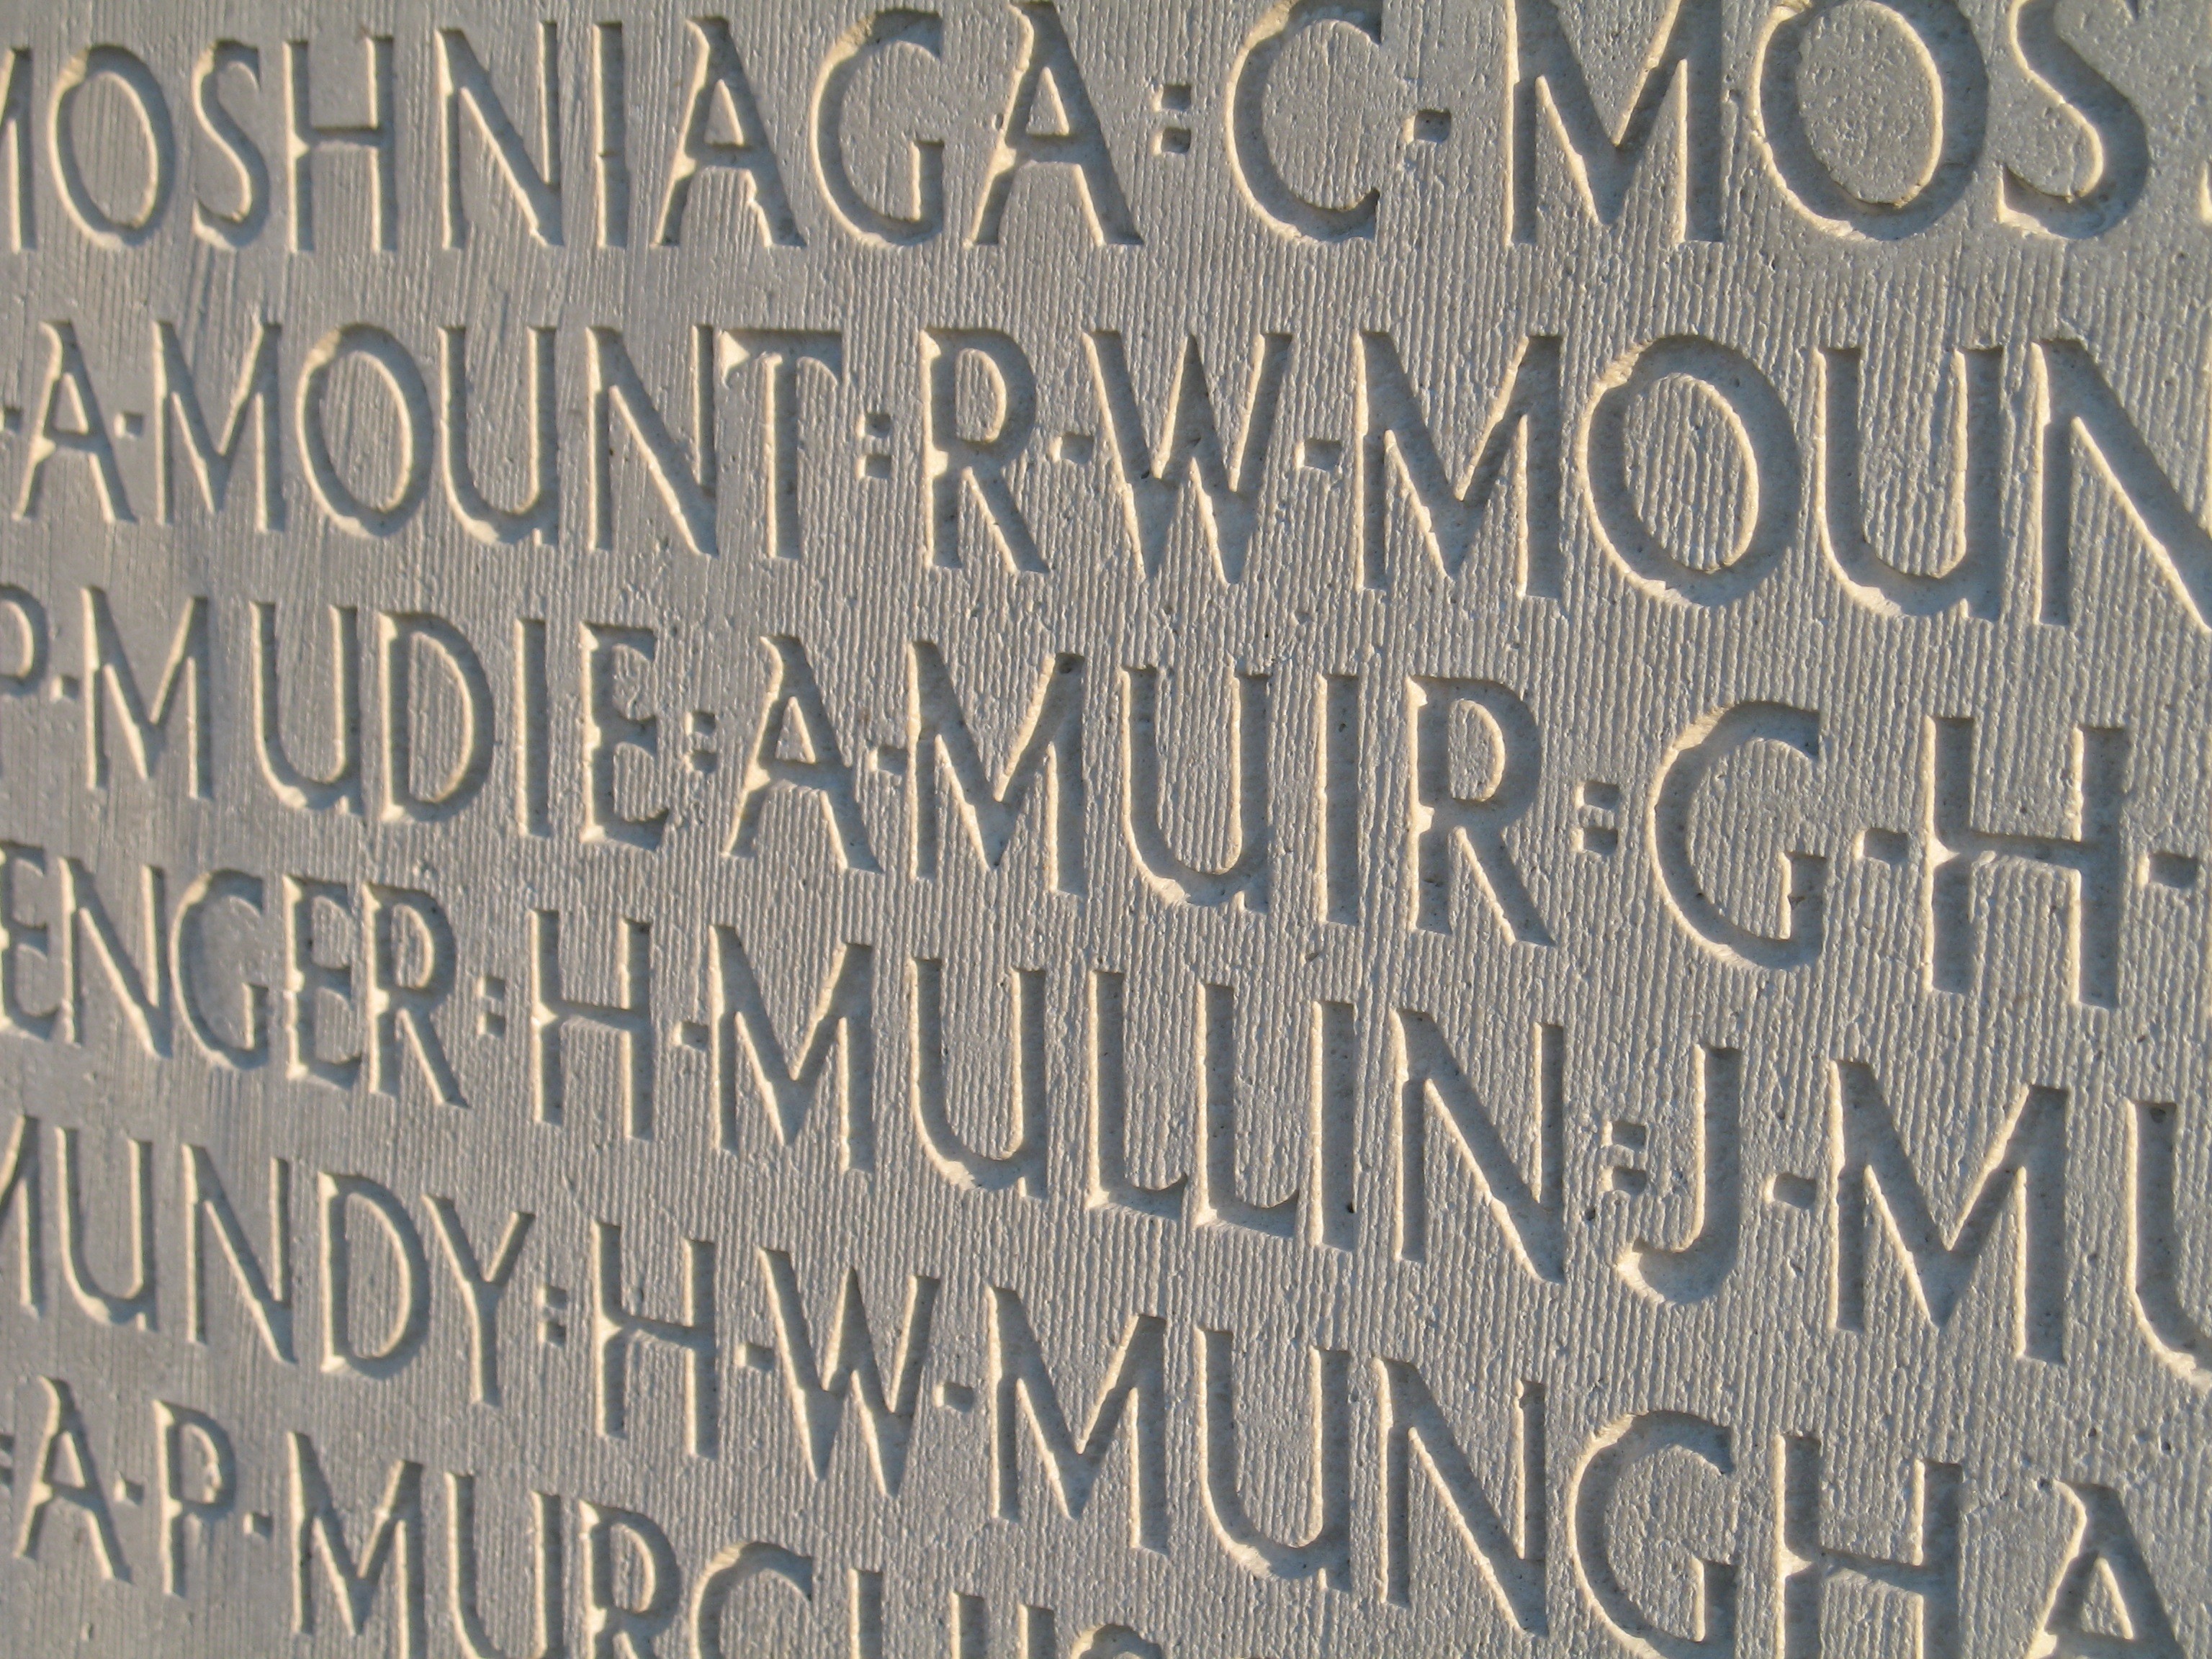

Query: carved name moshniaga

[0,2,2206,1655]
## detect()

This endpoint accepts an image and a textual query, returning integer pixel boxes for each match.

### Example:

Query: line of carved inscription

[0,3,2170,257]
[0,1115,2193,1653]
[2,903,2210,1362]
[0,586,2192,999]
[9,319,2212,633]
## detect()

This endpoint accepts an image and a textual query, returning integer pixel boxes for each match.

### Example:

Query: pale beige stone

[0,2,2205,1654]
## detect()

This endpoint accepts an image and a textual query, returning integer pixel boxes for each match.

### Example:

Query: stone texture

[0,1,2206,1653]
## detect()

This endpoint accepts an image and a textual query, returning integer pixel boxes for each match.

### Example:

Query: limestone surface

[0,1,2206,1653]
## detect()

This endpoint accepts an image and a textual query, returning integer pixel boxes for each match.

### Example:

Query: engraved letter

[158,319,284,529]
[253,603,362,814]
[82,588,210,799]
[184,1143,294,1362]
[912,956,1046,1196]
[382,611,493,823]
[2035,338,2212,630]
[1617,1046,1743,1305]
[1085,967,1184,1220]
[17,1377,130,1581]
[367,884,462,1105]
[812,10,944,246]
[594,23,628,247]
[989,1287,1167,1552]
[286,33,396,252]
[1191,981,1296,1238]
[289,1433,425,1657]
[971,2,1138,246]
[693,1542,814,1659]
[62,856,172,1057]
[157,1401,236,1597]
[593,1219,719,1457]
[1573,1411,1735,1658]
[0,1110,43,1309]
[1512,0,1722,243]
[1924,715,2126,1007]
[924,329,1043,572]
[2000,0,2146,240]
[1123,665,1270,912]
[590,325,718,557]
[1377,1362,1545,1629]
[724,329,842,564]
[531,909,652,1137]
[193,42,268,248]
[585,1503,682,1655]
[1585,336,1799,607]
[1757,0,1985,238]
[2030,1483,2182,1658]
[1198,1329,1350,1588]
[19,323,133,523]
[1393,1012,1563,1280]
[0,841,55,1044]
[1408,676,1548,943]
[1228,0,1385,241]
[760,1249,939,1496]
[909,641,1084,894]
[1815,345,2002,619]
[1650,702,1825,971]
[583,623,668,850]
[716,930,874,1171]
[320,1172,431,1380]
[287,877,360,1090]
[438,24,561,248]
[1831,1064,2067,1362]
[1087,330,1290,583]
[442,325,558,544]
[300,324,433,537]
[1779,1433,1961,1659]
[656,18,801,247]
[58,1125,156,1327]
[52,46,175,248]
[1358,333,1562,595]
[0,48,32,248]
[446,1477,562,1659]
[2128,1101,2212,1385]
[727,635,878,871]
[427,1199,534,1408]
